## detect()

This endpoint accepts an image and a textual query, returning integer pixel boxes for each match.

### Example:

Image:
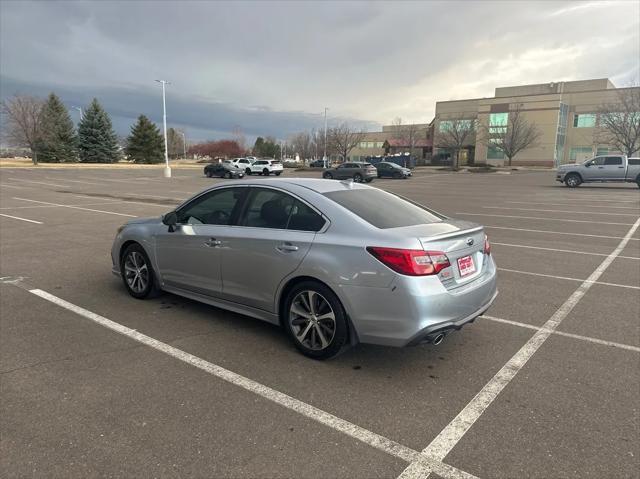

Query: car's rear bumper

[338,256,498,347]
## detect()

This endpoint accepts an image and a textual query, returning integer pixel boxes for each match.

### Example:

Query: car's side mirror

[585,162,592,167]
[162,211,178,232]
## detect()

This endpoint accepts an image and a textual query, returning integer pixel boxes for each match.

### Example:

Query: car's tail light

[366,247,450,276]
[484,234,491,255]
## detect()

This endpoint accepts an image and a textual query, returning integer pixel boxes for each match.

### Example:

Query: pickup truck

[556,155,640,188]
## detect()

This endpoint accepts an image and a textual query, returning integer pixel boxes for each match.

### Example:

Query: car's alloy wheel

[263,168,270,175]
[353,173,363,182]
[120,244,159,299]
[284,281,348,359]
[323,172,333,179]
[246,168,252,175]
[565,173,581,188]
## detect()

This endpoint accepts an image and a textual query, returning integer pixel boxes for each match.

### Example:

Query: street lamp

[323,107,329,168]
[179,131,187,159]
[72,106,83,121]
[155,79,171,177]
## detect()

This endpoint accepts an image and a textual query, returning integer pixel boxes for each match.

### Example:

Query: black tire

[245,168,252,175]
[323,172,333,179]
[224,171,232,179]
[353,173,363,183]
[275,171,282,176]
[205,170,213,178]
[364,178,373,183]
[120,243,161,299]
[263,168,270,176]
[377,174,382,178]
[283,281,349,360]
[565,173,582,188]
[393,172,402,179]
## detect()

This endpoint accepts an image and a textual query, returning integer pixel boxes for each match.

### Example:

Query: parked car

[375,161,412,179]
[204,162,245,179]
[309,159,326,168]
[112,178,497,359]
[231,158,254,169]
[322,162,377,183]
[246,159,284,176]
[556,155,640,187]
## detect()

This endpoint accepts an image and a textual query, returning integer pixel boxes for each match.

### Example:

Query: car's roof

[224,177,372,194]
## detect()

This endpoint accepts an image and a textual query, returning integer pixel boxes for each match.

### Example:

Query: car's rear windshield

[324,189,445,229]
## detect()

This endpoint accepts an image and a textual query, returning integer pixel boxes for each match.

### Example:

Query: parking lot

[1,166,638,478]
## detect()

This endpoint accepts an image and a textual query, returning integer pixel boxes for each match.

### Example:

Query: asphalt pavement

[1,165,638,478]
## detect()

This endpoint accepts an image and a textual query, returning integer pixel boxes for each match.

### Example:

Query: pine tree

[37,93,77,162]
[78,98,121,163]
[125,115,164,164]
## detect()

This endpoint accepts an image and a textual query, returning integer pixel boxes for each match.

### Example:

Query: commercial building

[347,123,433,163]
[434,78,638,167]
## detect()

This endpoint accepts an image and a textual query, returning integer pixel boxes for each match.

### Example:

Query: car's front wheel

[283,281,348,359]
[224,171,232,179]
[565,173,582,188]
[245,168,252,175]
[205,170,213,178]
[263,168,270,176]
[353,173,363,183]
[323,172,333,179]
[120,243,160,299]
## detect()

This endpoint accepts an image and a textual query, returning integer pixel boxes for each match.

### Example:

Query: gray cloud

[1,0,638,142]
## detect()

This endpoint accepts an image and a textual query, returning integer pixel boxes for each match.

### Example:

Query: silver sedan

[111,178,497,359]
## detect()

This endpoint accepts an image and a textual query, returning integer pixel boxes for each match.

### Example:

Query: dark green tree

[252,136,280,158]
[37,93,77,162]
[77,98,121,163]
[125,115,164,163]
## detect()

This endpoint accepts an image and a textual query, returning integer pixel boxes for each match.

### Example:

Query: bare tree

[289,131,314,164]
[596,86,640,157]
[232,126,248,153]
[478,105,541,167]
[328,122,365,162]
[1,95,45,164]
[435,116,477,169]
[390,117,421,164]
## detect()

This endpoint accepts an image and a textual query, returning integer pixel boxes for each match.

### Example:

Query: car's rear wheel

[120,243,160,299]
[283,281,348,359]
[245,168,252,175]
[263,168,270,176]
[323,172,333,179]
[353,173,363,183]
[364,178,373,183]
[565,173,582,188]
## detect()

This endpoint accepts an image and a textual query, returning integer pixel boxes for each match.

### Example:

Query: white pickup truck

[556,155,640,188]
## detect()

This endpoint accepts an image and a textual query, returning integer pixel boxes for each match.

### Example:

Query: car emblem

[466,237,474,246]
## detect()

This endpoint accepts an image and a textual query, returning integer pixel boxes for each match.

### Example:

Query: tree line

[1,93,186,165]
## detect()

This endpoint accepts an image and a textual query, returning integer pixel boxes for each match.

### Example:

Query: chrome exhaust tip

[432,333,446,346]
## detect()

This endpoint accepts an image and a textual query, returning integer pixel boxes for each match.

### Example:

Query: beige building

[347,123,433,163]
[434,79,638,167]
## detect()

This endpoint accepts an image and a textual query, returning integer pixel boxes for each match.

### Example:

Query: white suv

[231,158,253,168]
[247,159,284,176]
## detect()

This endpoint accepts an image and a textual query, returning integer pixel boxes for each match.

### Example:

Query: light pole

[179,131,187,159]
[323,107,328,168]
[155,79,171,177]
[72,106,83,121]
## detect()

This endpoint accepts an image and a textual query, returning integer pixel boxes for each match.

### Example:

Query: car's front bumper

[337,256,498,347]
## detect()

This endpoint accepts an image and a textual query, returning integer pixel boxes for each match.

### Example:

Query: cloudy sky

[1,0,638,142]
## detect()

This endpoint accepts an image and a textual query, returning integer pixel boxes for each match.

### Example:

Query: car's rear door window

[239,188,326,231]
[604,156,623,165]
[324,189,445,229]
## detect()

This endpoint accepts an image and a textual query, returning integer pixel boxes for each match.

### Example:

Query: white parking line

[12,197,136,218]
[481,315,640,353]
[457,212,634,226]
[5,178,70,188]
[19,286,476,479]
[483,206,638,217]
[505,201,640,210]
[492,242,640,260]
[498,268,640,290]
[0,213,43,224]
[398,217,640,479]
[485,225,640,241]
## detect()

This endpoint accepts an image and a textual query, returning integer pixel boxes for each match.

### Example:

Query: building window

[489,113,508,127]
[596,147,611,156]
[375,141,384,148]
[439,119,473,132]
[569,147,593,161]
[487,145,504,160]
[554,103,569,165]
[573,113,596,128]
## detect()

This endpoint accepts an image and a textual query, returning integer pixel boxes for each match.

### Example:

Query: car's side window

[239,188,326,232]
[588,157,605,166]
[241,188,295,229]
[177,188,245,226]
[604,156,622,166]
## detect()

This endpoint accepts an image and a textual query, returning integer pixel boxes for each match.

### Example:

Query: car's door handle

[597,166,604,169]
[204,238,222,247]
[618,166,625,168]
[277,243,299,252]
